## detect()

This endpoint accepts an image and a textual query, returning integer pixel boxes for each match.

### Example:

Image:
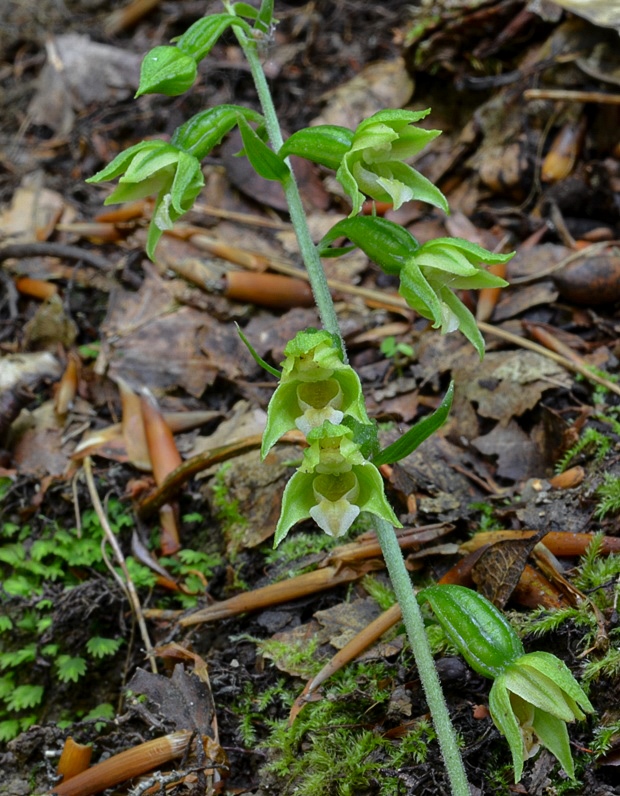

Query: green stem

[235,29,344,351]
[376,518,471,795]
[236,18,470,796]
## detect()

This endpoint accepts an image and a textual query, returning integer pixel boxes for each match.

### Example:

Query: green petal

[274,470,316,546]
[416,247,480,277]
[517,652,594,717]
[399,260,444,327]
[310,470,361,537]
[532,708,575,779]
[169,151,204,214]
[354,462,401,527]
[423,237,514,266]
[261,381,301,458]
[86,140,164,183]
[336,159,365,217]
[356,108,432,132]
[281,329,345,380]
[384,162,449,214]
[438,288,486,358]
[502,664,577,723]
[489,679,525,782]
[122,145,179,183]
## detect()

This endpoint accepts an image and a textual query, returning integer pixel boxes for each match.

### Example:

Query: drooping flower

[422,585,594,782]
[261,330,370,457]
[489,651,594,781]
[86,141,204,259]
[274,456,400,543]
[336,109,449,217]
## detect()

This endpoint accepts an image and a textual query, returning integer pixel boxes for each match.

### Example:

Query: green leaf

[86,637,123,659]
[136,46,197,97]
[237,116,290,182]
[0,643,37,669]
[84,702,115,722]
[0,720,21,743]
[236,322,281,377]
[175,14,251,61]
[279,126,354,170]
[232,3,259,20]
[0,674,15,699]
[6,684,44,711]
[255,0,275,33]
[56,655,87,684]
[0,616,13,633]
[318,216,418,275]
[373,381,454,466]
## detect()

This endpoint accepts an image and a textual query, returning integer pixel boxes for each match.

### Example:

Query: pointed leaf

[237,116,290,182]
[236,323,281,377]
[373,381,454,466]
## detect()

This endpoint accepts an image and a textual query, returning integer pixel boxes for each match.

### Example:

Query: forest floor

[1,1,620,795]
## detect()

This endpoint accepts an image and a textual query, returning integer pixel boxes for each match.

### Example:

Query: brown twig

[136,431,304,518]
[0,242,112,271]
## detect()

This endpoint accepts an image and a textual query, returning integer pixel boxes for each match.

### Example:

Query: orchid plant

[87,1,593,791]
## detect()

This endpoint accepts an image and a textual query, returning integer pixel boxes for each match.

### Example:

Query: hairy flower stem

[236,25,471,796]
[236,30,344,354]
[376,517,471,795]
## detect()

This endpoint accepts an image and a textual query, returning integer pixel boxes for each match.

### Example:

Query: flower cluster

[263,330,400,544]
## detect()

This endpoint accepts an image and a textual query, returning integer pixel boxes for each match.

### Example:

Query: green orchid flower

[489,651,594,782]
[275,448,400,543]
[261,330,369,457]
[337,109,449,217]
[86,140,203,259]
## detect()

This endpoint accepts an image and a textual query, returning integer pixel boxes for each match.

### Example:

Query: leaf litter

[1,1,620,794]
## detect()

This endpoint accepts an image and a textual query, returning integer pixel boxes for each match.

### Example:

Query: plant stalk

[236,19,471,796]
[235,29,344,353]
[375,518,471,795]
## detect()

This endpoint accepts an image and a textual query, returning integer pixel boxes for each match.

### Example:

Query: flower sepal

[489,651,594,781]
